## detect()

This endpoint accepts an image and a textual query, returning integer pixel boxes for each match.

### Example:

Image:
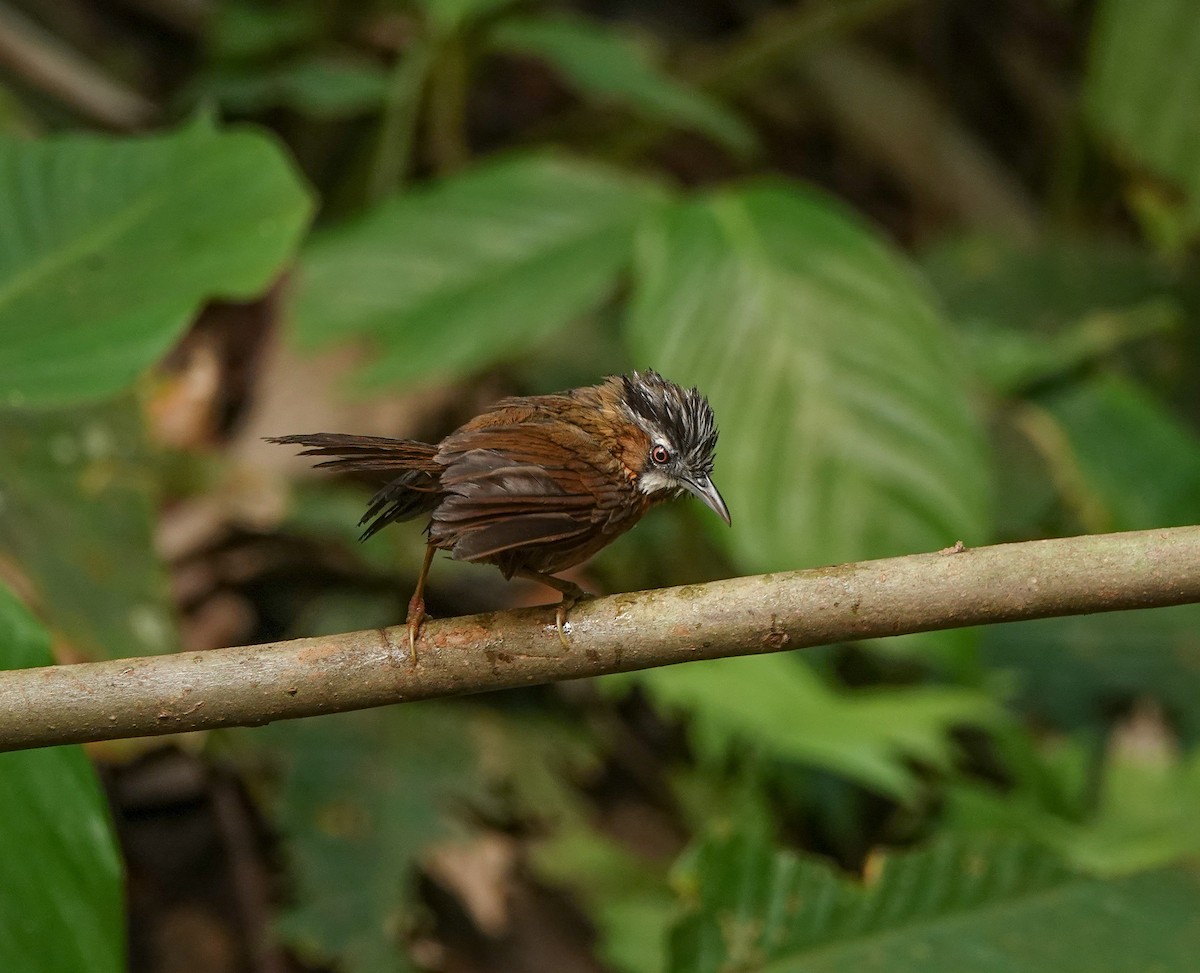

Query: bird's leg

[516,569,589,648]
[406,543,436,659]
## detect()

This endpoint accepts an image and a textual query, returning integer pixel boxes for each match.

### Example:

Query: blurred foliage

[1,0,1200,970]
[605,654,999,803]
[0,396,177,659]
[242,705,488,973]
[0,585,123,972]
[1085,0,1200,249]
[490,15,756,155]
[293,153,668,388]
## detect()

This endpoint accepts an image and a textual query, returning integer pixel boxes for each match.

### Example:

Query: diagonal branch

[0,2,156,130]
[2,525,1200,753]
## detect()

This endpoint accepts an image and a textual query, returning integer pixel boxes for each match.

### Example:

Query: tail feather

[267,433,440,473]
[268,433,444,538]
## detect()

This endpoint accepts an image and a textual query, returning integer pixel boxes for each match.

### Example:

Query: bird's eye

[650,444,671,465]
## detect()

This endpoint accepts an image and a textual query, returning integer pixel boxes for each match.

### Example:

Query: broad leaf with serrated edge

[292,153,668,390]
[669,830,1200,973]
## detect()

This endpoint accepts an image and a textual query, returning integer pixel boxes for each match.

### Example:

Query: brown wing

[430,422,639,572]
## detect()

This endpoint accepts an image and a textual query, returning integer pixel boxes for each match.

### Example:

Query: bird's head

[614,369,730,525]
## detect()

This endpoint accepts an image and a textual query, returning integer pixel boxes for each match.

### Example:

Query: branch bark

[3,526,1200,752]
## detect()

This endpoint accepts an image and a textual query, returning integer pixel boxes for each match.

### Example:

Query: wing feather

[430,424,636,566]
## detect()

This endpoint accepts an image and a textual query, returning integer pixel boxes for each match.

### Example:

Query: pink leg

[407,543,436,658]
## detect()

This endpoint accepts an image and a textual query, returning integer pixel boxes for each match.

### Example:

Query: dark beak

[684,475,731,525]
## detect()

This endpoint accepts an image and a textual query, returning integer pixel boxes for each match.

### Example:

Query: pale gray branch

[2,526,1200,752]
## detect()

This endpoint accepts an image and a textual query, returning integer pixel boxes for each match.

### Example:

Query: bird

[269,369,730,653]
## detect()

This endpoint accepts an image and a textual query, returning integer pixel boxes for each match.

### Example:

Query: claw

[405,594,426,663]
[513,568,588,650]
[404,544,435,665]
[553,589,592,649]
[555,601,572,649]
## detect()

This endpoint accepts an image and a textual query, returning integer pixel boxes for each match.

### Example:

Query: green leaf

[626,183,989,576]
[292,153,668,389]
[0,118,313,407]
[247,705,486,973]
[1040,375,1200,531]
[491,16,756,155]
[669,830,1200,973]
[983,605,1200,742]
[606,654,997,802]
[1085,0,1200,236]
[0,585,124,973]
[206,58,390,119]
[0,397,178,658]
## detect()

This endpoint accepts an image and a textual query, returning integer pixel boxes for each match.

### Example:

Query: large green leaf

[626,183,989,575]
[607,654,998,802]
[291,153,668,389]
[247,704,486,973]
[0,585,124,973]
[491,16,755,155]
[669,830,1200,973]
[1085,0,1200,236]
[0,118,312,407]
[0,396,177,659]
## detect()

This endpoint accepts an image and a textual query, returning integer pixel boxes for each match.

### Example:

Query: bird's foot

[405,592,427,662]
[554,585,591,649]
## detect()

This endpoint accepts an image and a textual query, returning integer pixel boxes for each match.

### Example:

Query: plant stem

[366,39,434,203]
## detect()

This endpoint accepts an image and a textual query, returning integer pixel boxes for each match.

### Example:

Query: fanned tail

[268,433,443,539]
